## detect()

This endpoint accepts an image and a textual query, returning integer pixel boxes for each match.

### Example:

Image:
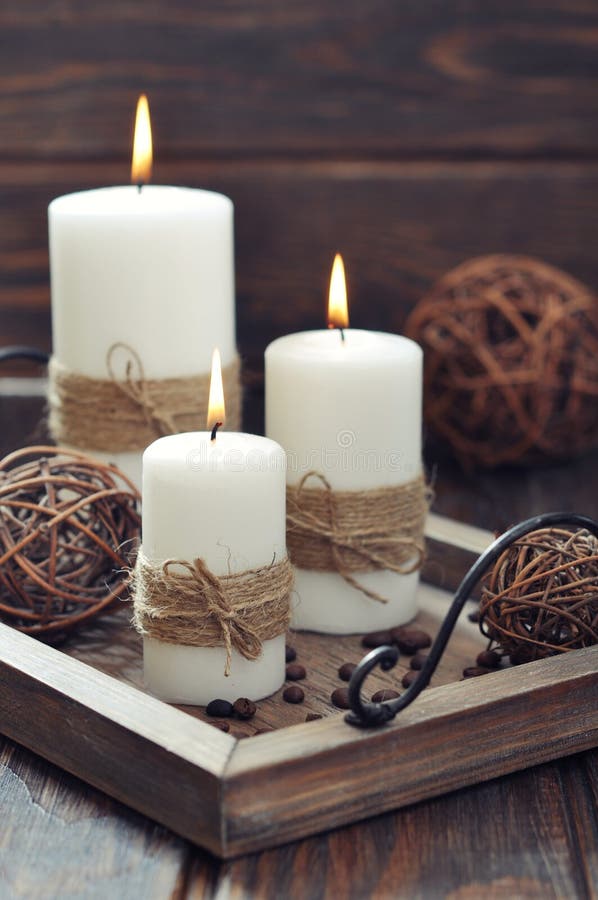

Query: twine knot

[286,471,431,603]
[107,343,177,437]
[162,558,263,675]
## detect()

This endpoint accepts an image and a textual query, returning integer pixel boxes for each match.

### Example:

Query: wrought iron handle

[346,511,598,728]
[0,346,49,365]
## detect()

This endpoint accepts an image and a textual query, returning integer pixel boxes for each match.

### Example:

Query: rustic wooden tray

[0,512,597,859]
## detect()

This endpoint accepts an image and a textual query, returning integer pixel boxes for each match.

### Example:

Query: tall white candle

[265,258,424,634]
[48,97,236,487]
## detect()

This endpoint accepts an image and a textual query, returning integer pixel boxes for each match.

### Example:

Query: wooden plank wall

[1,1,597,372]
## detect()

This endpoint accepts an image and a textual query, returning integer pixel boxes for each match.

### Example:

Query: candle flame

[327,253,349,330]
[207,348,226,434]
[131,94,153,186]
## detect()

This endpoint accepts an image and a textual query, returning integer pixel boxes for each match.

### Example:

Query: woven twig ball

[405,255,598,467]
[479,526,598,663]
[0,446,140,639]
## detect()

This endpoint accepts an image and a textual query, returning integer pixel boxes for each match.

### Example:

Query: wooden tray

[0,513,597,859]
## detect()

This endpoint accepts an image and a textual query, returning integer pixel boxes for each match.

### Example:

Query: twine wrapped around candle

[132,551,294,675]
[48,343,241,452]
[286,471,431,603]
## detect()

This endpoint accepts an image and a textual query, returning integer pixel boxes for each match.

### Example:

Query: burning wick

[328,254,348,343]
[211,421,223,442]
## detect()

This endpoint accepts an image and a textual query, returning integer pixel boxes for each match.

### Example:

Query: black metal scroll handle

[0,346,49,366]
[346,511,598,728]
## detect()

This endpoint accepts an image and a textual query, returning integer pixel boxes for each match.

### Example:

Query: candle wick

[137,182,143,194]
[211,421,223,441]
[339,327,345,343]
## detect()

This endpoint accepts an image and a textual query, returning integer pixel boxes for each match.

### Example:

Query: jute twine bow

[132,551,293,675]
[286,471,431,603]
[48,343,241,453]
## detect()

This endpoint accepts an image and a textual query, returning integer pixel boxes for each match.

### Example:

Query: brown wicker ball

[405,255,598,468]
[479,526,598,663]
[0,446,141,639]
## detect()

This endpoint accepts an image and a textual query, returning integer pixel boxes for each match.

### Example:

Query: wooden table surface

[1,394,597,899]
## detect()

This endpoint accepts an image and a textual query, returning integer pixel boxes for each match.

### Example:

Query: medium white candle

[141,388,288,705]
[265,257,424,634]
[48,97,236,487]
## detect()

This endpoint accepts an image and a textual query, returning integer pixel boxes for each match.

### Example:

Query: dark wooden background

[2,1,598,372]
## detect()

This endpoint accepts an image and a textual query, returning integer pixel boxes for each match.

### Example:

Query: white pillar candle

[141,431,288,705]
[48,98,236,487]
[265,260,424,634]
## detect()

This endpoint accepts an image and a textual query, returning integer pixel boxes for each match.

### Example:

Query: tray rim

[1,512,597,858]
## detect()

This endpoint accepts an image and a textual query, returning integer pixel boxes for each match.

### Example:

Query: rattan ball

[405,255,598,467]
[479,526,598,663]
[0,446,141,640]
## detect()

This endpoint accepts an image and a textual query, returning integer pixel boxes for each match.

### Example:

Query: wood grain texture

[0,624,234,856]
[223,647,598,856]
[197,759,592,899]
[2,160,598,364]
[0,737,190,899]
[0,1,597,158]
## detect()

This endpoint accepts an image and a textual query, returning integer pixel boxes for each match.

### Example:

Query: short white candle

[265,257,424,634]
[141,428,287,705]
[48,97,236,487]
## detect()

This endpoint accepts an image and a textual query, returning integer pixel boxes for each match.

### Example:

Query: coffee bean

[462,666,493,678]
[206,699,233,717]
[362,629,393,648]
[283,685,305,704]
[306,712,323,722]
[468,609,480,623]
[285,645,297,663]
[401,670,419,689]
[331,687,350,709]
[233,697,257,720]
[410,652,428,671]
[510,646,534,665]
[477,650,501,669]
[211,720,230,732]
[371,689,400,703]
[338,662,356,682]
[286,663,306,681]
[391,627,432,654]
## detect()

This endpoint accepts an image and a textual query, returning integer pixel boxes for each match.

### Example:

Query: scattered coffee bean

[468,609,480,623]
[306,712,323,722]
[286,662,307,681]
[283,685,305,704]
[391,627,432,654]
[362,629,394,648]
[510,647,534,665]
[206,699,234,717]
[371,689,400,703]
[410,652,428,671]
[285,645,297,663]
[331,687,350,709]
[211,720,230,733]
[462,666,493,678]
[338,662,356,682]
[233,697,257,720]
[401,670,419,689]
[477,649,501,669]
